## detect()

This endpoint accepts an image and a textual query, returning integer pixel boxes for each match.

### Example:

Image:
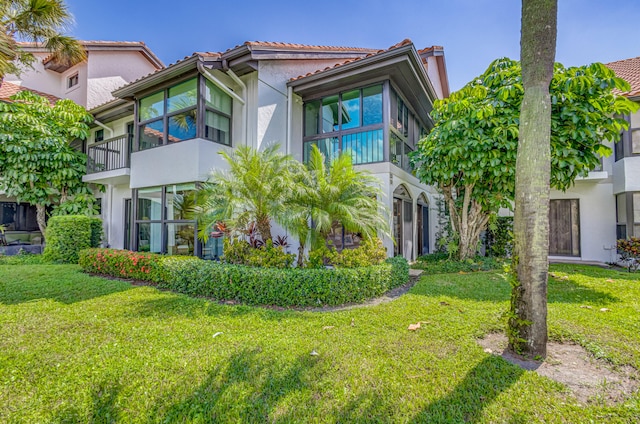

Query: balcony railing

[87,134,132,174]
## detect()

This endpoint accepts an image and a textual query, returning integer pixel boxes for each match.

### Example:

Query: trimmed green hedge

[78,248,195,283]
[44,215,101,263]
[79,248,409,307]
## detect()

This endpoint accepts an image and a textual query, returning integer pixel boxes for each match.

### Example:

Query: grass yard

[1,263,639,423]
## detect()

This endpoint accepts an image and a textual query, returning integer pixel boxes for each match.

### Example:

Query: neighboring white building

[5,41,163,109]
[0,41,163,250]
[82,40,451,261]
[548,56,640,264]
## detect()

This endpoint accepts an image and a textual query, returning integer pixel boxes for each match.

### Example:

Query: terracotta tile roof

[18,41,165,69]
[112,51,220,94]
[0,81,59,104]
[606,56,640,98]
[227,41,378,54]
[288,39,415,82]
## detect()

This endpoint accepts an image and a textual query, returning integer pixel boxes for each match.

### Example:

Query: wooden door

[549,199,580,256]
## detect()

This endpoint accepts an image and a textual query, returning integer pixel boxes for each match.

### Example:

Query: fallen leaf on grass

[408,323,421,331]
[439,301,450,306]
[322,326,335,330]
[580,305,593,309]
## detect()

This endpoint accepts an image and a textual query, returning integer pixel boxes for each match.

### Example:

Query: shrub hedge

[79,248,409,307]
[44,215,100,263]
[78,248,195,283]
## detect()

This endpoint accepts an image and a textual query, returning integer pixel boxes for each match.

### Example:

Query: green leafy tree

[0,0,86,77]
[194,144,297,243]
[0,90,98,234]
[411,58,638,261]
[283,145,389,266]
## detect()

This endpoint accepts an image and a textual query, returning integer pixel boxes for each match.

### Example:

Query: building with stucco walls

[82,40,450,261]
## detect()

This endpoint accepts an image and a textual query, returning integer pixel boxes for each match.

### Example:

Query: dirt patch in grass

[478,333,639,405]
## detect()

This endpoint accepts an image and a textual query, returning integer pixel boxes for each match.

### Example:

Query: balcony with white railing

[83,134,132,185]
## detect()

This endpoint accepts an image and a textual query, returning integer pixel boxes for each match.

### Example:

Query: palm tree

[193,144,297,243]
[0,0,86,77]
[283,145,390,266]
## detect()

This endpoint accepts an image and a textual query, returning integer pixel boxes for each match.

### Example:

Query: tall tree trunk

[508,0,557,358]
[442,184,491,260]
[36,204,47,237]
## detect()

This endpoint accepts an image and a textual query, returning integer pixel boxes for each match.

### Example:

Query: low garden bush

[222,238,295,268]
[44,215,101,263]
[413,252,504,274]
[307,237,388,268]
[616,237,640,271]
[161,255,409,307]
[78,248,197,283]
[79,248,409,307]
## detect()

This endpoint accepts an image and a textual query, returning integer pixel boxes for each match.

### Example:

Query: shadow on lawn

[52,378,122,423]
[408,355,525,423]
[153,348,320,422]
[129,294,298,322]
[411,270,618,306]
[0,267,133,305]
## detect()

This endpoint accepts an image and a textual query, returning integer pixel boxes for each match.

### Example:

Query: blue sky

[65,0,639,91]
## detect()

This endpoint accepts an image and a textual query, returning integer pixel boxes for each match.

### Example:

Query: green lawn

[0,263,639,423]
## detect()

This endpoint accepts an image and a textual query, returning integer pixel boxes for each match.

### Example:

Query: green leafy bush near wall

[222,239,296,269]
[88,217,103,248]
[308,237,388,268]
[79,248,409,307]
[43,215,96,263]
[485,216,513,257]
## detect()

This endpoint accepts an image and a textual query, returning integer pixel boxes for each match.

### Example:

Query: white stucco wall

[130,138,233,188]
[424,56,444,99]
[6,50,158,108]
[550,181,617,263]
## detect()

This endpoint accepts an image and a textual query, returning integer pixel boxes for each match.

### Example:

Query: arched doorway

[393,185,413,260]
[417,194,429,257]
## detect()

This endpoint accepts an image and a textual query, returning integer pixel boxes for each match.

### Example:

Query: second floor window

[67,73,79,89]
[137,76,233,151]
[303,84,384,165]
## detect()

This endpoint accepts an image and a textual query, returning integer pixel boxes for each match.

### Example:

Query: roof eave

[112,55,204,99]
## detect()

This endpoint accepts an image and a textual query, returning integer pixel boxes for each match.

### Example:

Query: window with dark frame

[136,76,232,151]
[67,73,79,89]
[94,129,104,143]
[133,184,200,256]
[303,83,384,165]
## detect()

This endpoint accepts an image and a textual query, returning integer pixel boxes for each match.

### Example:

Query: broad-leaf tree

[283,145,389,266]
[194,144,297,243]
[0,0,86,77]
[0,90,97,233]
[411,58,638,261]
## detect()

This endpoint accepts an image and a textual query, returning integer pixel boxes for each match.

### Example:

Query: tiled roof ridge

[289,38,416,82]
[19,40,148,47]
[0,81,59,104]
[604,56,640,98]
[239,40,379,53]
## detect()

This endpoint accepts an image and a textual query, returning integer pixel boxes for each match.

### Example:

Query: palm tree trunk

[508,0,557,359]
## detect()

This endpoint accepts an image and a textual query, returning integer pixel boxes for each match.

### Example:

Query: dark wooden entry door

[549,199,580,256]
